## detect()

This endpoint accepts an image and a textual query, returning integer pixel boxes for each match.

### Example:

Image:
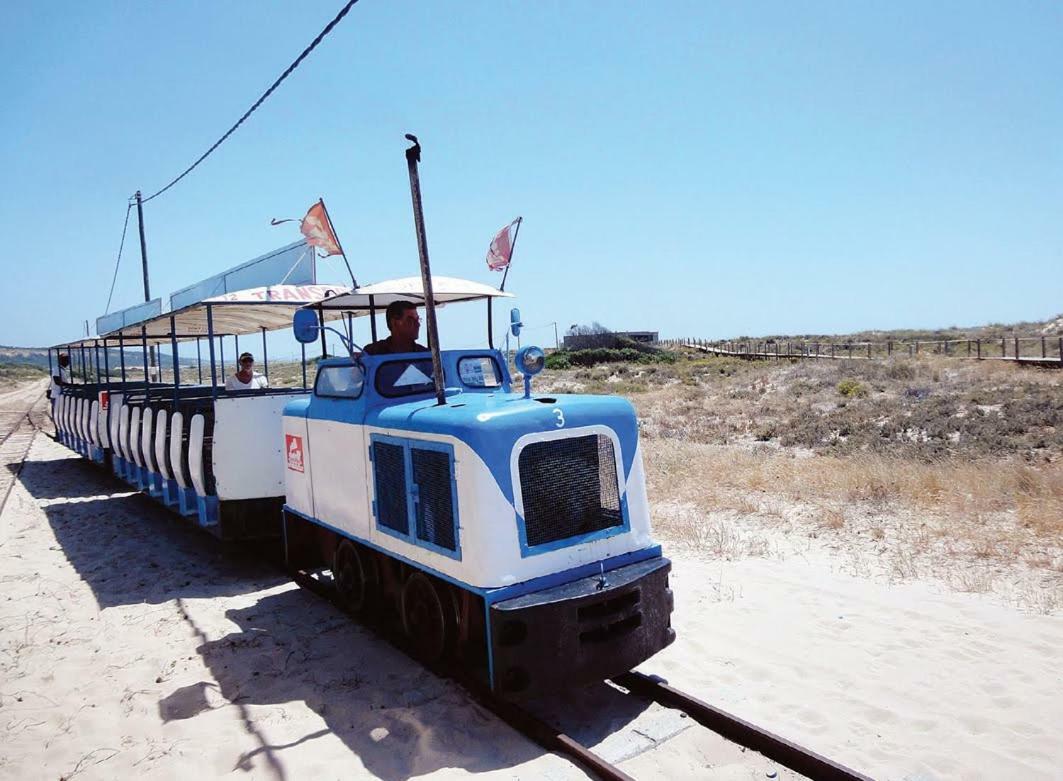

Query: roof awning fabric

[97,284,352,343]
[315,276,513,311]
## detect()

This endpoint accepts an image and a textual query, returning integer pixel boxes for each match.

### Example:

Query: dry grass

[539,352,1063,609]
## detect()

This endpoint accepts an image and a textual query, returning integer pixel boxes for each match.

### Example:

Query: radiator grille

[518,434,622,547]
[373,441,409,534]
[412,448,457,551]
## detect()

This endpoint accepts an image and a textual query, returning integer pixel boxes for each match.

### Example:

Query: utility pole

[135,191,156,379]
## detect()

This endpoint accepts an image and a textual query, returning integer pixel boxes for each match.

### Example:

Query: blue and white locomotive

[281,284,675,697]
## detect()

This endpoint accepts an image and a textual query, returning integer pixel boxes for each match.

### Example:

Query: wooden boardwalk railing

[657,336,1063,367]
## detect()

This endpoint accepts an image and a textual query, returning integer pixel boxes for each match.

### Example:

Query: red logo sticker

[99,391,110,410]
[286,434,304,473]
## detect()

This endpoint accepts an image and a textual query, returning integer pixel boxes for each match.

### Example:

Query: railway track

[0,380,49,516]
[289,566,871,781]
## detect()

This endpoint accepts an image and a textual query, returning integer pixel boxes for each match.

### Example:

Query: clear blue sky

[1,1,1060,353]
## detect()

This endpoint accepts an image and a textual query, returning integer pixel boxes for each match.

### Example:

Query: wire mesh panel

[411,448,457,551]
[373,441,409,534]
[518,434,623,547]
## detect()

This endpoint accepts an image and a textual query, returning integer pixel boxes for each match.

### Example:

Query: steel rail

[0,390,47,515]
[613,671,873,781]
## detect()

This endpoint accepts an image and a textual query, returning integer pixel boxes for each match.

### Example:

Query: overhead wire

[141,0,360,203]
[104,201,134,314]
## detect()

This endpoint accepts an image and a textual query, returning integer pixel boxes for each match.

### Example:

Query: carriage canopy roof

[312,276,513,311]
[94,284,352,344]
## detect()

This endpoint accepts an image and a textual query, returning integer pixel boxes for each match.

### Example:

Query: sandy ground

[2,412,1062,778]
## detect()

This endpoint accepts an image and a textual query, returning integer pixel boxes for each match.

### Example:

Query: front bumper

[489,556,675,698]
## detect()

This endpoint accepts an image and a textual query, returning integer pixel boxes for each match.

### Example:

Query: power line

[104,202,134,315]
[141,0,360,204]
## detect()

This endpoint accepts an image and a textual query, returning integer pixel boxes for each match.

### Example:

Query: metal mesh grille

[373,441,409,534]
[518,434,622,547]
[412,448,456,551]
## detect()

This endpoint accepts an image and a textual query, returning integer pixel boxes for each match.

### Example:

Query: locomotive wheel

[333,540,374,615]
[401,572,448,662]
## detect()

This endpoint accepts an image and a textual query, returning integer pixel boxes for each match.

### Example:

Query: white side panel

[129,408,142,466]
[89,401,100,445]
[155,409,170,479]
[282,413,313,517]
[141,409,155,471]
[170,412,187,487]
[77,399,87,442]
[118,406,130,459]
[213,394,308,500]
[108,394,124,454]
[96,400,109,448]
[306,419,368,539]
[188,414,206,496]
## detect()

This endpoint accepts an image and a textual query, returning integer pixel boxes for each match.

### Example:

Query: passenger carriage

[50,283,351,538]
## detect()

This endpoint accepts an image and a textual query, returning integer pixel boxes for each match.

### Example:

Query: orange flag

[300,201,342,256]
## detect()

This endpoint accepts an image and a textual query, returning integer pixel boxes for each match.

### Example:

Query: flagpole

[499,216,522,292]
[319,198,357,288]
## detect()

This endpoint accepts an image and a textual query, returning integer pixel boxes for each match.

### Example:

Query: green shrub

[545,348,677,369]
[836,378,869,398]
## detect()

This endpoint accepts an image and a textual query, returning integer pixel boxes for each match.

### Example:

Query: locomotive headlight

[515,346,545,399]
[516,346,545,376]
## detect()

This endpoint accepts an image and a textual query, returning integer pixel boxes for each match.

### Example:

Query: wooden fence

[657,336,1063,367]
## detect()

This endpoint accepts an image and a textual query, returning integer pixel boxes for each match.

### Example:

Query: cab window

[315,365,365,399]
[458,355,502,388]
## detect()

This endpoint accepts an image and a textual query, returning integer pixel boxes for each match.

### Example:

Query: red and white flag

[486,217,521,271]
[300,201,342,256]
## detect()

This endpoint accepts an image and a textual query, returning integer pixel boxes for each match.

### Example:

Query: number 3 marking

[553,408,565,428]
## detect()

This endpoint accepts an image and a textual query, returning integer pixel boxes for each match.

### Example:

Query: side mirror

[510,307,522,338]
[293,309,319,344]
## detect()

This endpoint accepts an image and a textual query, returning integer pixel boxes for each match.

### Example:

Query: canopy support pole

[141,327,150,407]
[369,295,378,342]
[318,305,327,359]
[102,339,111,445]
[261,327,268,379]
[170,316,180,406]
[207,305,218,400]
[196,338,203,384]
[119,334,126,382]
[301,342,307,389]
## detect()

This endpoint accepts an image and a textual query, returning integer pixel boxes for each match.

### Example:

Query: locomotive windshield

[375,358,439,398]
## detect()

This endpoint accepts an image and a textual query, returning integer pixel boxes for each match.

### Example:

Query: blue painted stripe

[282,504,662,601]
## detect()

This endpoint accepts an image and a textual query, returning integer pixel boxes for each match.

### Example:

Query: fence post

[1041,336,1046,359]
[848,344,852,359]
[1014,337,1019,360]
[887,340,892,356]
[831,343,836,359]
[967,340,971,356]
[1001,338,1006,357]
[1059,337,1062,363]
[867,343,871,359]
[944,340,949,355]
[908,343,913,357]
[976,339,981,359]
[915,341,920,355]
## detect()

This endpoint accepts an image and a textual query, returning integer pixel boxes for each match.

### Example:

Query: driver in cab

[363,301,428,355]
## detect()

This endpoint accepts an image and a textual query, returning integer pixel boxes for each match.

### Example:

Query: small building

[563,331,659,350]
